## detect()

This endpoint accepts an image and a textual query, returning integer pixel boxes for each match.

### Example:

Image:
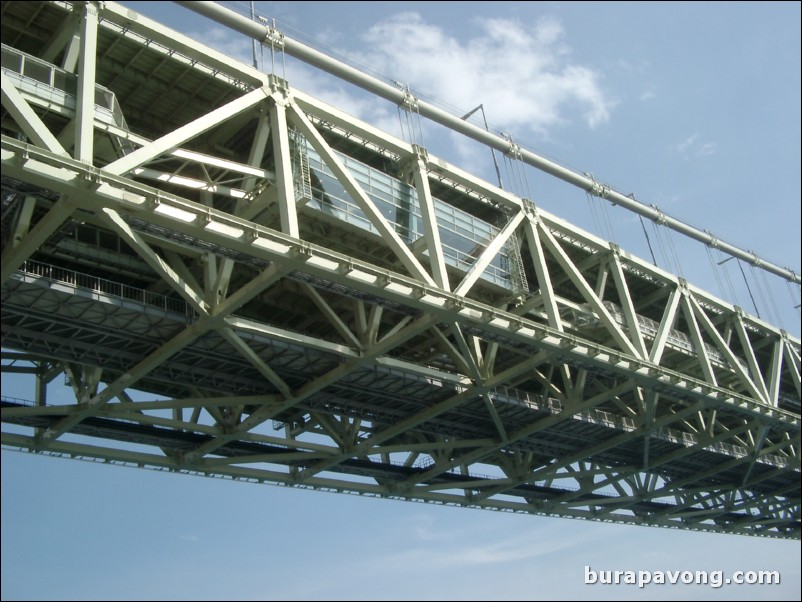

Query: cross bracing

[1,0,799,539]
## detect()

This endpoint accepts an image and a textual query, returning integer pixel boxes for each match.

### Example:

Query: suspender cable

[640,215,658,267]
[178,0,800,286]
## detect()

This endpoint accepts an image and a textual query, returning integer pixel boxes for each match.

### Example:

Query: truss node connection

[179,0,800,286]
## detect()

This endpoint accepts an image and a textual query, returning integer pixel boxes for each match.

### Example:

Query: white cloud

[695,142,716,157]
[190,13,613,147]
[369,522,600,572]
[355,13,612,135]
[672,134,716,159]
[448,132,497,179]
[675,134,699,154]
[188,27,253,65]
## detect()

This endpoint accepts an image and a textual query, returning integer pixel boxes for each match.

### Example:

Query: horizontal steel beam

[175,0,799,285]
[2,135,799,430]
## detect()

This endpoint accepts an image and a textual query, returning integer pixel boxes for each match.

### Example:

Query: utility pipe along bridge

[0,1,799,539]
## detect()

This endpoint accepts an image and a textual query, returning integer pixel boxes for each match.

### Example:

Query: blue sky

[173,0,801,333]
[2,1,800,600]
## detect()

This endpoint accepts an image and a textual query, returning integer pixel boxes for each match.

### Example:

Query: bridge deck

[1,0,799,538]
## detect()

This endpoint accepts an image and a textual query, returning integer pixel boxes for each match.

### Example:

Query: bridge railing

[18,259,193,319]
[1,43,135,154]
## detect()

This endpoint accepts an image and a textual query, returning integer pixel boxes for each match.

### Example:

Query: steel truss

[1,0,799,539]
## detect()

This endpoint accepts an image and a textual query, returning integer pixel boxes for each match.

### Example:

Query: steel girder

[1,0,799,539]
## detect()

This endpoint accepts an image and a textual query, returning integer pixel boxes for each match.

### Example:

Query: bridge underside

[1,0,799,539]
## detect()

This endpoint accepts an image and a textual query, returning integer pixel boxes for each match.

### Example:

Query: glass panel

[301,141,512,289]
[22,59,51,85]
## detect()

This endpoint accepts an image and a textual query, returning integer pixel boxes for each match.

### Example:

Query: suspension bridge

[1,0,799,539]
